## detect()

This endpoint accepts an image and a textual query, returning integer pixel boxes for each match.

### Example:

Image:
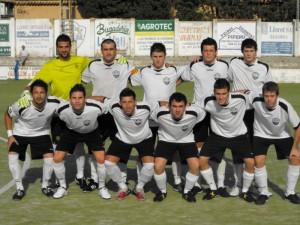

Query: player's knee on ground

[53,151,66,163]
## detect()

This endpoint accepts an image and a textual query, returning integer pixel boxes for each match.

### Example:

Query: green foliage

[78,0,298,22]
[78,0,171,19]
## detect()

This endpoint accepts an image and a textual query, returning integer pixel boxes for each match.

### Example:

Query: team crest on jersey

[83,120,91,126]
[134,119,142,125]
[272,118,280,125]
[181,125,188,131]
[163,77,170,85]
[112,70,120,78]
[230,107,238,115]
[252,72,260,80]
[213,73,221,80]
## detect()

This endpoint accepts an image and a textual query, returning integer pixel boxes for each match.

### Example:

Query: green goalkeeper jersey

[32,56,91,100]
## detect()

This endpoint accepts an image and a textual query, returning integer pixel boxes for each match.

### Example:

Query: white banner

[54,19,93,57]
[178,22,212,56]
[16,19,53,57]
[94,19,131,56]
[0,66,41,80]
[215,21,256,56]
[261,22,293,56]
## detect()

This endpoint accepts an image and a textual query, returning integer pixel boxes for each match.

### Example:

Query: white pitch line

[0,136,31,195]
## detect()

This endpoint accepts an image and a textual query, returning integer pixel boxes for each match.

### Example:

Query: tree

[77,0,172,19]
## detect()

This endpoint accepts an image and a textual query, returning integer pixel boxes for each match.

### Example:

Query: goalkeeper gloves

[116,54,128,64]
[17,90,32,108]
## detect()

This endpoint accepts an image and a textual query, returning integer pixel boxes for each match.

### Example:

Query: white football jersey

[130,64,185,103]
[130,64,186,126]
[228,57,272,92]
[151,104,206,143]
[182,59,229,103]
[82,59,137,99]
[203,93,251,138]
[249,92,300,139]
[57,99,107,133]
[7,96,60,137]
[104,98,152,144]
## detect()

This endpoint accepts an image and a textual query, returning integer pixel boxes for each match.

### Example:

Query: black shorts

[56,127,104,154]
[51,116,67,145]
[243,109,254,141]
[98,113,118,141]
[193,113,210,142]
[253,136,293,160]
[200,133,253,163]
[150,126,159,143]
[155,141,198,162]
[107,137,154,163]
[9,135,53,161]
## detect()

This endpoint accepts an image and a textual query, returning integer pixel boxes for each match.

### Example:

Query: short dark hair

[101,39,117,49]
[201,37,217,51]
[30,79,48,94]
[70,84,86,98]
[262,81,279,96]
[241,38,257,52]
[150,42,166,55]
[214,78,230,92]
[56,34,71,46]
[119,88,136,101]
[169,92,187,106]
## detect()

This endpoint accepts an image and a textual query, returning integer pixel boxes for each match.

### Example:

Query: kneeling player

[151,92,206,203]
[4,79,60,200]
[53,84,110,199]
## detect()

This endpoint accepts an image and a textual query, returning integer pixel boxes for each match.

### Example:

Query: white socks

[8,154,24,190]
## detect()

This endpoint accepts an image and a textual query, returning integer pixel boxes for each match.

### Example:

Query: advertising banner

[215,21,256,56]
[95,19,131,56]
[135,20,175,56]
[16,19,53,57]
[178,21,212,56]
[261,22,293,56]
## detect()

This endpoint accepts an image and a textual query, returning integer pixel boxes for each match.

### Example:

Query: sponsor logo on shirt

[83,119,91,126]
[112,70,120,78]
[230,107,238,115]
[181,125,188,131]
[214,73,221,80]
[163,77,170,85]
[252,72,260,80]
[134,119,142,125]
[272,118,280,125]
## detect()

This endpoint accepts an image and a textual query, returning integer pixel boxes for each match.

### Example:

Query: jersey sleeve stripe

[204,96,216,106]
[47,98,60,104]
[186,111,198,117]
[86,102,102,111]
[252,97,264,104]
[19,107,26,115]
[257,60,270,73]
[57,104,69,115]
[157,111,170,119]
[137,105,150,112]
[112,103,121,109]
[231,94,246,102]
[294,122,300,130]
[278,101,288,114]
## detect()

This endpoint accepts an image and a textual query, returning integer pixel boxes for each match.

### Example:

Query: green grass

[0,80,300,225]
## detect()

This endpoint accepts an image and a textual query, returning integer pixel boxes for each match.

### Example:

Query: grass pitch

[0,80,299,225]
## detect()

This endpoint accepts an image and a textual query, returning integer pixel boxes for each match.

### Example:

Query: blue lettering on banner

[261,42,293,55]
